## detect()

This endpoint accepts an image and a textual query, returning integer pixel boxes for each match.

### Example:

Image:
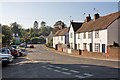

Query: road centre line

[42,66,46,68]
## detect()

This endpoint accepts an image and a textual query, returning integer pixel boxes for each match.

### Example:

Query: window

[70,33,72,38]
[95,43,100,52]
[88,32,91,39]
[95,31,99,38]
[71,43,73,49]
[78,33,80,39]
[83,43,87,50]
[78,43,80,49]
[61,36,63,41]
[83,32,86,39]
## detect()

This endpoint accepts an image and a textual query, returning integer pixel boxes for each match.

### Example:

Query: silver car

[0,53,14,63]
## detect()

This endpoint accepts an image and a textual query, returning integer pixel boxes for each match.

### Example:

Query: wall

[107,18,119,45]
[69,25,75,49]
[93,29,107,53]
[81,46,120,59]
[53,36,59,48]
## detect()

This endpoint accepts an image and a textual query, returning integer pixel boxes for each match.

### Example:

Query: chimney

[85,14,91,22]
[94,13,100,20]
[61,23,64,30]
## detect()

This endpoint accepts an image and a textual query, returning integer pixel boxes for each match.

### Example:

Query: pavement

[2,44,120,79]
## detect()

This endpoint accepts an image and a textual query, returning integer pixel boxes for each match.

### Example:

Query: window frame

[83,32,86,39]
[95,31,99,38]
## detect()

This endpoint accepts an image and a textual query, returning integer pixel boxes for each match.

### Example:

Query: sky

[0,2,118,28]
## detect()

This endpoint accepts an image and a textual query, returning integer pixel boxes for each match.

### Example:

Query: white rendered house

[76,11,120,53]
[69,21,83,49]
[53,27,69,48]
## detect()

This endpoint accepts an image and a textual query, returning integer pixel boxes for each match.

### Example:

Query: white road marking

[55,66,61,69]
[84,73,93,77]
[61,72,71,75]
[48,65,54,67]
[62,68,69,71]
[54,70,61,72]
[75,75,85,78]
[47,67,52,70]
[42,66,46,68]
[70,70,79,73]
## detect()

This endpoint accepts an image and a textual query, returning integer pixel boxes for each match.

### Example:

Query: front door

[90,43,92,51]
[102,44,105,53]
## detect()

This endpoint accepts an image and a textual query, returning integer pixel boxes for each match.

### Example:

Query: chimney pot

[94,13,100,20]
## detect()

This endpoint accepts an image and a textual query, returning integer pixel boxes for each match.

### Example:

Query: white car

[0,53,14,63]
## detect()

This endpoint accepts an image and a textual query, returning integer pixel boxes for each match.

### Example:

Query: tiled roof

[76,11,120,33]
[71,22,83,32]
[54,27,69,36]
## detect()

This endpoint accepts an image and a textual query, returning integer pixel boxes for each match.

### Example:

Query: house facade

[76,11,120,53]
[53,27,69,48]
[69,22,83,49]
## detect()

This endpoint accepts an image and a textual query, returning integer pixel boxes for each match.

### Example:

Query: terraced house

[53,26,69,49]
[76,11,120,53]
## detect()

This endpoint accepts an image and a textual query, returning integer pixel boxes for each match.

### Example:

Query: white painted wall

[76,29,107,53]
[53,36,59,48]
[69,25,75,49]
[93,29,107,53]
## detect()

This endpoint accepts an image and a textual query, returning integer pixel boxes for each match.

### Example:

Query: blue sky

[0,2,118,28]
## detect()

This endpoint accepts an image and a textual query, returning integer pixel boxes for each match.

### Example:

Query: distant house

[46,31,53,44]
[69,21,83,49]
[53,26,69,48]
[76,11,120,53]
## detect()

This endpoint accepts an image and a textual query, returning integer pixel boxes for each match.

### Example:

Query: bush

[30,37,45,44]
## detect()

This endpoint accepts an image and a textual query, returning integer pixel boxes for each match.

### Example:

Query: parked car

[0,53,14,64]
[2,49,11,54]
[30,45,34,48]
[20,42,26,47]
[9,48,20,57]
[10,45,23,56]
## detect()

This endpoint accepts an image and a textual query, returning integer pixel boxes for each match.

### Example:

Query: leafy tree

[52,27,60,34]
[2,25,13,46]
[33,21,39,29]
[10,22,22,37]
[40,21,46,27]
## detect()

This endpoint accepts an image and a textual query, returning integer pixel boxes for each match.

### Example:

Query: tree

[40,21,46,27]
[33,21,39,29]
[2,25,13,46]
[53,20,67,28]
[10,22,22,37]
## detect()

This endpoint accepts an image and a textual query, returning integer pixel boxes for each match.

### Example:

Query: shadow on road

[2,58,120,79]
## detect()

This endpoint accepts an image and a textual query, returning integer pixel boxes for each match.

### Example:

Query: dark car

[30,45,34,48]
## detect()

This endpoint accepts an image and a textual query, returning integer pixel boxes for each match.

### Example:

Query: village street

[2,44,119,79]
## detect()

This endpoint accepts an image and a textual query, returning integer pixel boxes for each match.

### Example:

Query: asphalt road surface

[2,44,119,79]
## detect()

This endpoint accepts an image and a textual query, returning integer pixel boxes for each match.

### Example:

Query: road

[2,44,119,79]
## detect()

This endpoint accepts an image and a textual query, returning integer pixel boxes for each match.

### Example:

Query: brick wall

[107,46,120,59]
[81,46,120,59]
[58,44,62,52]
[71,49,81,55]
